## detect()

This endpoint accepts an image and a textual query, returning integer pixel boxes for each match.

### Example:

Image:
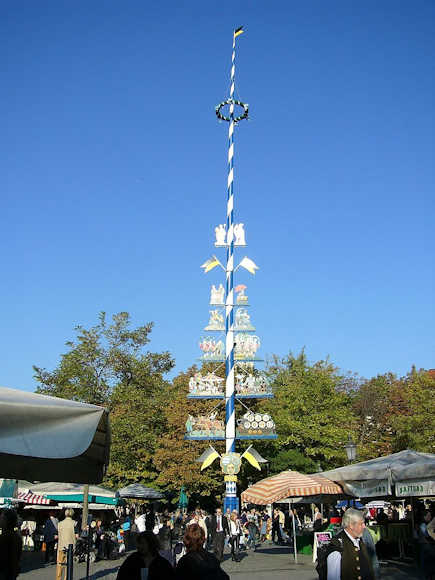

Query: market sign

[342,479,391,497]
[395,479,435,497]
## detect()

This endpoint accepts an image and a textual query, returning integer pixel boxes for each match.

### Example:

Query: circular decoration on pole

[215,99,249,123]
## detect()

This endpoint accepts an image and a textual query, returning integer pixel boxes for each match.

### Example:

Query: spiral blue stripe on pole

[225,34,236,454]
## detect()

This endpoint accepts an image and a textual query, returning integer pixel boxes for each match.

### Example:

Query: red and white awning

[18,491,52,505]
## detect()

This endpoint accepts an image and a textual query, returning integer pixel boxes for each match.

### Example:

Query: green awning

[44,493,121,505]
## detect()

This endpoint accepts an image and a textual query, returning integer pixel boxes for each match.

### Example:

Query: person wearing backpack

[317,508,375,580]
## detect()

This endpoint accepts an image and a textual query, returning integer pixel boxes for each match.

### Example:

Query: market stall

[321,449,435,498]
[241,470,343,561]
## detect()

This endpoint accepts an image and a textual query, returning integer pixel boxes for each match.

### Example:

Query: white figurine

[215,224,227,245]
[215,340,224,357]
[235,308,251,329]
[216,284,225,304]
[210,284,225,304]
[207,309,224,328]
[234,223,246,245]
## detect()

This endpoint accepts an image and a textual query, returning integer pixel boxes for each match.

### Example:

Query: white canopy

[321,449,435,497]
[0,387,110,483]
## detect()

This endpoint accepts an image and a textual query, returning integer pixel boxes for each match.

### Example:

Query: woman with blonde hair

[229,512,241,562]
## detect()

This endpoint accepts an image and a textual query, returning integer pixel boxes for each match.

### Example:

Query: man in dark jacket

[158,517,174,565]
[145,509,155,532]
[209,508,229,562]
[43,511,58,565]
[326,508,375,580]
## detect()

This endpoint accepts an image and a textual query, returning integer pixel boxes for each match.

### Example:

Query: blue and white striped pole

[225,31,237,457]
[223,28,241,514]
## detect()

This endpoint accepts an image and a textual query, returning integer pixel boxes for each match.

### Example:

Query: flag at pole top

[234,26,244,38]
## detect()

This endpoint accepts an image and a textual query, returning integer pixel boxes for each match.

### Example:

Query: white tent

[321,449,435,497]
[0,387,110,484]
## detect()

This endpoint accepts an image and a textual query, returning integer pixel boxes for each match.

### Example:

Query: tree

[262,350,357,470]
[354,368,435,457]
[152,366,225,509]
[390,368,435,453]
[269,449,318,475]
[34,312,175,488]
[352,372,397,458]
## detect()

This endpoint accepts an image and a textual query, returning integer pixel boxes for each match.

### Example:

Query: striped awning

[18,491,52,505]
[241,470,343,505]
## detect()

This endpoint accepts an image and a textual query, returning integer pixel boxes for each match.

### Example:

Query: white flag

[238,256,259,275]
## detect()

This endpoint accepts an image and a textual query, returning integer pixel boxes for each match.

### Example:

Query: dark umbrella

[117,483,164,500]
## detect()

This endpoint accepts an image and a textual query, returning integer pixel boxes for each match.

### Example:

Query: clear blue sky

[2,0,434,391]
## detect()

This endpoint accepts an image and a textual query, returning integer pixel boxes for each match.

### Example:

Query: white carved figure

[246,374,256,390]
[216,283,225,304]
[235,308,252,329]
[199,372,224,395]
[210,284,225,304]
[235,372,271,394]
[234,333,260,358]
[199,337,225,358]
[215,340,224,357]
[210,285,219,304]
[215,224,227,245]
[234,223,246,245]
[207,309,224,329]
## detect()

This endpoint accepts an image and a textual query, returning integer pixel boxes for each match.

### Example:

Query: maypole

[223,27,240,511]
[185,27,276,515]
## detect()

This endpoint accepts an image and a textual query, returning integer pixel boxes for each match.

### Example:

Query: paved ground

[20,545,423,579]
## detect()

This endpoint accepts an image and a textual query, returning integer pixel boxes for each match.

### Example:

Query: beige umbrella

[241,470,342,504]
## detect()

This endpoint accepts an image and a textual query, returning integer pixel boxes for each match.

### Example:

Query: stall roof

[321,450,435,497]
[0,386,110,483]
[321,450,435,483]
[26,482,120,505]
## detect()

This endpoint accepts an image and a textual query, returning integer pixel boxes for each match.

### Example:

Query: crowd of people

[0,503,295,579]
[1,499,434,580]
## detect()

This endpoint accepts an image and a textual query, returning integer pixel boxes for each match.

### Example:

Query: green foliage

[353,368,435,457]
[152,367,224,503]
[263,350,358,469]
[34,312,162,404]
[34,314,434,497]
[34,312,175,489]
[269,449,319,475]
[392,368,435,452]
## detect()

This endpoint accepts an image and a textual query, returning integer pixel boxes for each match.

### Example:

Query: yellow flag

[201,448,220,470]
[234,27,244,38]
[242,449,261,470]
[201,256,221,273]
[241,445,266,470]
